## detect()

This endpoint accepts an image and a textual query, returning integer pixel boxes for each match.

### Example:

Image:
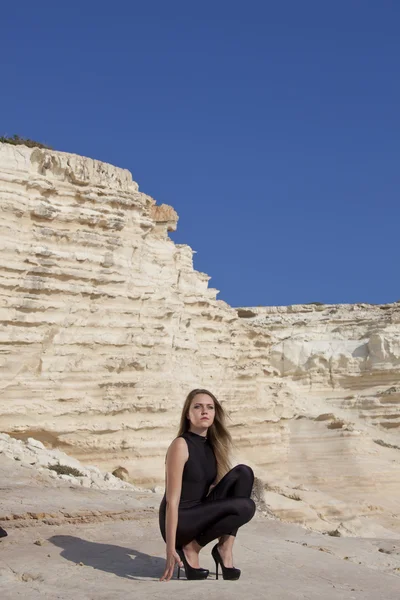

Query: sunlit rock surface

[1,142,399,535]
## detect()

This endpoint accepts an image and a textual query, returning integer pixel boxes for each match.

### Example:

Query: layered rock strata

[1,142,399,535]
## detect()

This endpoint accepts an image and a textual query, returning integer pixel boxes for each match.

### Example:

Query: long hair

[177,388,232,481]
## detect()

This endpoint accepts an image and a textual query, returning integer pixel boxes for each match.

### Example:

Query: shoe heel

[176,548,209,580]
[211,543,241,581]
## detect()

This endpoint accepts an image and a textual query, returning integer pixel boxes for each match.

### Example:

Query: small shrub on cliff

[327,419,346,430]
[326,529,341,537]
[251,477,266,510]
[48,464,84,477]
[0,134,52,150]
[282,492,302,501]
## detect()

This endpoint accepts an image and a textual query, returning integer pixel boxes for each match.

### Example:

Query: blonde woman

[159,389,255,582]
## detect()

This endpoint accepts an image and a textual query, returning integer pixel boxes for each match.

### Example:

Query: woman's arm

[164,437,187,548]
[159,437,188,582]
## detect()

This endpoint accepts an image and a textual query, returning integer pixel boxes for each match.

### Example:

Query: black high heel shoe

[211,543,241,580]
[176,548,209,580]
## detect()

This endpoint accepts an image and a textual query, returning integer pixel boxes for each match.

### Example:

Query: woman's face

[187,393,215,429]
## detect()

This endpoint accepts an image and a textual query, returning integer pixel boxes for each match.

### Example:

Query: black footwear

[0,527,7,539]
[176,548,209,580]
[211,543,241,580]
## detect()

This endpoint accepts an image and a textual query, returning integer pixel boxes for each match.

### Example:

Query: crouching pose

[159,389,255,581]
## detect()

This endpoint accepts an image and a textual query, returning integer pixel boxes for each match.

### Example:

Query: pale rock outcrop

[150,203,178,232]
[0,433,134,490]
[0,142,399,536]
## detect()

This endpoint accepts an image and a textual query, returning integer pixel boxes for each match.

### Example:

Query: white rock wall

[0,142,240,484]
[1,143,399,535]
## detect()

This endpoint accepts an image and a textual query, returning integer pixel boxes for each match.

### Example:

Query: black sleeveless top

[160,431,218,514]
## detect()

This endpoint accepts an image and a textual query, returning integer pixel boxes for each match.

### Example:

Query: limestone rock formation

[0,433,134,490]
[0,142,399,536]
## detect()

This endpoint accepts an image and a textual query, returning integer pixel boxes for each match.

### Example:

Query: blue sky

[1,1,399,307]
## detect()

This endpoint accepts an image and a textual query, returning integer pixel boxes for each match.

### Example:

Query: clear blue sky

[1,1,399,307]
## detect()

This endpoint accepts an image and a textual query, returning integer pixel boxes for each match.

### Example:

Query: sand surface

[1,465,400,600]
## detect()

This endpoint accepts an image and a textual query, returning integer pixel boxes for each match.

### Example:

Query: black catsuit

[159,431,255,548]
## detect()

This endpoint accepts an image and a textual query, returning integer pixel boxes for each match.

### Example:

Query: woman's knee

[235,497,256,522]
[246,497,256,520]
[233,464,254,482]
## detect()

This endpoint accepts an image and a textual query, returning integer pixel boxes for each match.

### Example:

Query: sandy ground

[2,504,400,599]
[1,459,400,599]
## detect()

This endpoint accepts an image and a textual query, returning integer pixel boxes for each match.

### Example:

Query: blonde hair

[177,388,232,482]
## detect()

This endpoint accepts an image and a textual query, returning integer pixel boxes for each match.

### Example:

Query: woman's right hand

[159,547,183,582]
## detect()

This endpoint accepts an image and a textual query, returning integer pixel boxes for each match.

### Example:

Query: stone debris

[0,433,135,491]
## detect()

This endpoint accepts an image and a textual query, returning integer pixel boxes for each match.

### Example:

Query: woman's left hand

[159,548,183,582]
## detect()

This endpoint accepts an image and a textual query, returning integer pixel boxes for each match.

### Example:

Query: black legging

[162,464,255,548]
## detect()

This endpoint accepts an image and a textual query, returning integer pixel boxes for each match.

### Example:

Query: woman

[159,389,255,582]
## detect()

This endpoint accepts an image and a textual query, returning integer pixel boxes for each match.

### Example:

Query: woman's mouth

[201,417,209,420]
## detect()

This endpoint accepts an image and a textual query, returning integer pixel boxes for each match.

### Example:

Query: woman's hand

[159,547,183,582]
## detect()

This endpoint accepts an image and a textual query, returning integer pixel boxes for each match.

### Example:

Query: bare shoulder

[167,437,189,461]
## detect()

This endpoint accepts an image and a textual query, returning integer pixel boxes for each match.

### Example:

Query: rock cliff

[1,142,399,535]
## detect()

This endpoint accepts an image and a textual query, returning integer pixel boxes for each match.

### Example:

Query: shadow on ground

[49,535,165,580]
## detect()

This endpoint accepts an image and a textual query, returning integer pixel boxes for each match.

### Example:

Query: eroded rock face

[0,142,238,485]
[1,142,399,535]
